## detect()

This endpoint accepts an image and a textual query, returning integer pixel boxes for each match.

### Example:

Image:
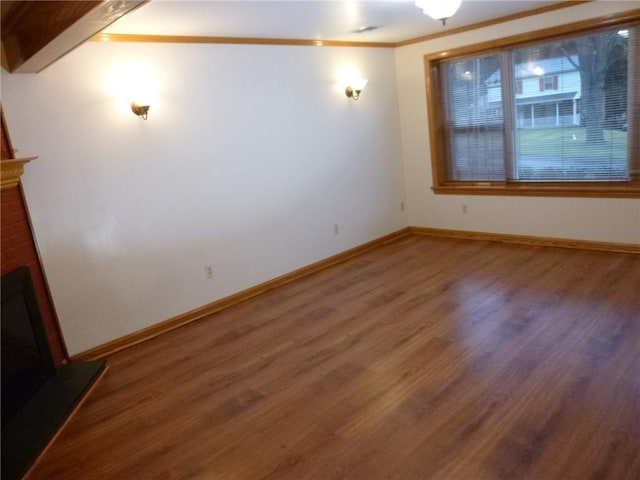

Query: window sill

[432,182,640,198]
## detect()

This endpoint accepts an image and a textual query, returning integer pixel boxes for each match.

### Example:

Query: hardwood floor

[27,235,640,479]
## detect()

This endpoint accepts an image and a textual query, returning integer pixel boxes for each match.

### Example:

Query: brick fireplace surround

[2,110,109,480]
[1,110,68,365]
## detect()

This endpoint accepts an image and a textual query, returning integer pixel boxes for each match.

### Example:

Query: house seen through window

[427,20,639,195]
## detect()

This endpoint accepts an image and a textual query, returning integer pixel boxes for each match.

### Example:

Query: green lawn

[515,127,628,158]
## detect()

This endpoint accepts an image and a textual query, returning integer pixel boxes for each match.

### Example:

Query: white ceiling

[102,0,567,44]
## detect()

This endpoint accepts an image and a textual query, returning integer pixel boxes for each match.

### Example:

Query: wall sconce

[345,79,368,101]
[106,61,158,120]
[131,102,150,120]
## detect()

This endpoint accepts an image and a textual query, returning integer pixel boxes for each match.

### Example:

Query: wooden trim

[432,183,640,198]
[72,228,411,361]
[92,2,594,50]
[396,1,591,47]
[424,57,447,186]
[72,224,638,362]
[628,24,640,181]
[1,157,37,189]
[91,33,395,48]
[21,364,108,480]
[2,1,148,73]
[425,11,640,198]
[423,10,640,62]
[409,227,640,255]
[1,1,99,72]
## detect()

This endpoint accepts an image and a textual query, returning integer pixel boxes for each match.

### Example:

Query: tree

[565,31,628,143]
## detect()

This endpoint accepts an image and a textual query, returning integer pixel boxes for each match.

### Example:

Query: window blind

[436,25,639,184]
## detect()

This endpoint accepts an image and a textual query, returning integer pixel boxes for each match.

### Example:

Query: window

[426,16,639,197]
[541,76,558,91]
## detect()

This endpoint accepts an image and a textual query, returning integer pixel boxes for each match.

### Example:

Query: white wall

[1,41,406,355]
[3,3,639,356]
[396,1,640,244]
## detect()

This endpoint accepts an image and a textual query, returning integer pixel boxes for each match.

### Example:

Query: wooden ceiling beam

[1,0,147,73]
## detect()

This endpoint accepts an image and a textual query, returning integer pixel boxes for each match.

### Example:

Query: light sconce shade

[131,102,150,120]
[415,0,462,26]
[345,79,368,101]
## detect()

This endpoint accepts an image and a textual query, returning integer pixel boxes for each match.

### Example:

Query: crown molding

[1,157,37,189]
[90,1,595,49]
[91,33,395,48]
[396,0,591,47]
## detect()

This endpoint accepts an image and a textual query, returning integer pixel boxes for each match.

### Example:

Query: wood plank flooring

[27,235,640,479]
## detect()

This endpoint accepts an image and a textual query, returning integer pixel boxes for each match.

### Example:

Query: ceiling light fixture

[415,0,462,26]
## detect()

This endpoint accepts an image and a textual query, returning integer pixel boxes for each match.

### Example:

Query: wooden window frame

[424,11,640,198]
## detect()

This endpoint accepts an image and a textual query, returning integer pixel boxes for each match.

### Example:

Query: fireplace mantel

[1,157,37,189]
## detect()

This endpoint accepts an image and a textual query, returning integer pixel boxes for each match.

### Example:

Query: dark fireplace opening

[2,267,56,427]
[1,267,106,480]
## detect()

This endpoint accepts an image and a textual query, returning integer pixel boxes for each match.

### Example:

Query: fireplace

[1,267,106,480]
[1,111,106,479]
[2,267,57,427]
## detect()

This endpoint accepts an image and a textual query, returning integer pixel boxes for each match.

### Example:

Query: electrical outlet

[401,202,405,211]
[205,265,214,279]
[334,224,339,236]
[462,204,468,214]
